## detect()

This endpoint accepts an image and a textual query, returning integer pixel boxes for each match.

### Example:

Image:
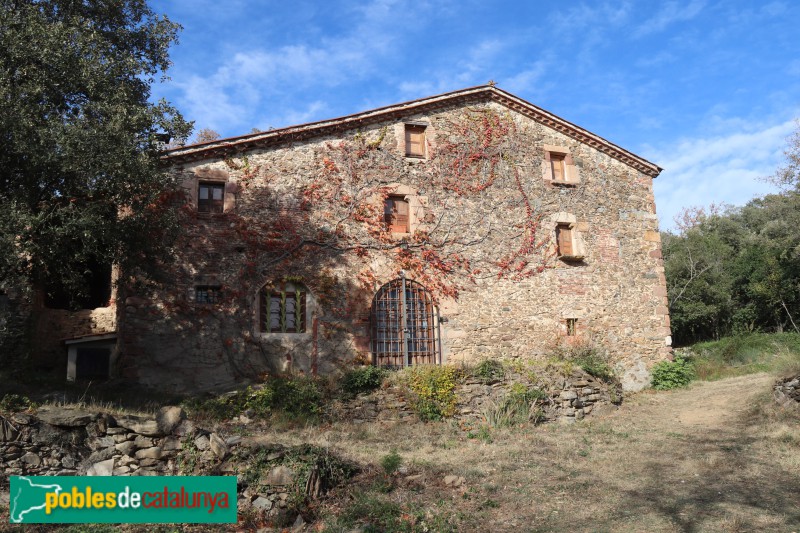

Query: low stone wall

[774,375,800,407]
[328,368,621,424]
[0,405,351,523]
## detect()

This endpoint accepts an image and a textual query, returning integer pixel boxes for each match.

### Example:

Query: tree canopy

[0,0,191,305]
[663,123,800,344]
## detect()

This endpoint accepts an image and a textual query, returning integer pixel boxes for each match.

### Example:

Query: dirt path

[612,372,775,430]
[287,373,800,532]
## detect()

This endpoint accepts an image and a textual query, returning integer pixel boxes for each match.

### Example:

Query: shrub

[379,450,402,476]
[403,365,462,422]
[547,339,616,382]
[266,376,322,419]
[472,359,504,381]
[182,375,322,421]
[0,393,35,412]
[341,366,386,398]
[484,383,546,427]
[651,357,695,390]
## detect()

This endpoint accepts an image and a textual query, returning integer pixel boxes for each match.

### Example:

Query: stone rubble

[774,375,800,407]
[0,405,353,525]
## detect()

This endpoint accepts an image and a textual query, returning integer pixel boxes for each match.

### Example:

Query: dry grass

[246,372,800,532]
[3,371,799,531]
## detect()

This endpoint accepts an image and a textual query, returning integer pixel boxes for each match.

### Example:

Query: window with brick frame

[195,285,221,304]
[198,182,225,213]
[543,146,580,185]
[404,124,426,158]
[384,195,410,233]
[259,283,307,333]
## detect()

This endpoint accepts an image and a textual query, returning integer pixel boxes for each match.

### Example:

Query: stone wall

[0,406,351,523]
[32,305,117,372]
[328,367,620,425]
[774,375,800,407]
[118,97,670,392]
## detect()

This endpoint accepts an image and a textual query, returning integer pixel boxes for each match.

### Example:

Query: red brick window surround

[259,283,307,333]
[198,182,225,213]
[405,124,426,158]
[384,195,410,233]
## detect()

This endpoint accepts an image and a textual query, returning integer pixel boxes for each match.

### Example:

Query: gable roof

[165,85,662,177]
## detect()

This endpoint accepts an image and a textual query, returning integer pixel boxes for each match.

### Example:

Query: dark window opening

[198,182,224,213]
[566,318,577,336]
[384,196,410,233]
[75,347,110,380]
[195,285,221,304]
[45,258,112,310]
[259,284,307,333]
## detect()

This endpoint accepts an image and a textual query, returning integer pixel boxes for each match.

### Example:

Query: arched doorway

[370,275,440,368]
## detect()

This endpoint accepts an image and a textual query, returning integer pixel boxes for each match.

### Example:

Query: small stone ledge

[774,375,800,407]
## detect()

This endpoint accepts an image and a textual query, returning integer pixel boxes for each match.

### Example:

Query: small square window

[195,286,221,304]
[566,318,577,336]
[405,124,426,158]
[384,195,410,233]
[198,182,224,213]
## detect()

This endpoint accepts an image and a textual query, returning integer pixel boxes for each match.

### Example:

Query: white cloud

[648,118,795,231]
[170,0,423,134]
[634,1,706,38]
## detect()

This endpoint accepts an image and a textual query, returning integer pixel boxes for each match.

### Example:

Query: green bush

[472,359,504,381]
[0,393,34,412]
[403,365,462,422]
[379,451,402,476]
[182,375,322,421]
[573,352,615,382]
[651,357,695,390]
[341,366,386,398]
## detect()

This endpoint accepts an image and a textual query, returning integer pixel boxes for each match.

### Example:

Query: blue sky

[151,0,800,231]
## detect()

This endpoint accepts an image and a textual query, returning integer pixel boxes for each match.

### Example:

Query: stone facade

[115,85,670,392]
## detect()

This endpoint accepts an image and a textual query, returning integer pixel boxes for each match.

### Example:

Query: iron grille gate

[370,275,441,368]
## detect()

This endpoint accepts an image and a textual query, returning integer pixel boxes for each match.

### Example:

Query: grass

[681,332,800,381]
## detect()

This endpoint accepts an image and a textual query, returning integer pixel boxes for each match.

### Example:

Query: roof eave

[164,85,662,177]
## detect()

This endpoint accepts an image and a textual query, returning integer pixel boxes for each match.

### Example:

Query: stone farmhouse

[42,85,671,392]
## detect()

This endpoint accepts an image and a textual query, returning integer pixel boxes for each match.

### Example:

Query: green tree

[0,0,191,307]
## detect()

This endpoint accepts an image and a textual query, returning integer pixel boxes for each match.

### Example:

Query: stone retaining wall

[774,375,800,407]
[328,368,620,424]
[0,405,349,522]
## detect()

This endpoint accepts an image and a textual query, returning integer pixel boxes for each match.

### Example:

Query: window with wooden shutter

[405,124,426,157]
[550,153,566,182]
[198,182,224,213]
[384,195,410,233]
[556,224,573,257]
[543,147,580,185]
